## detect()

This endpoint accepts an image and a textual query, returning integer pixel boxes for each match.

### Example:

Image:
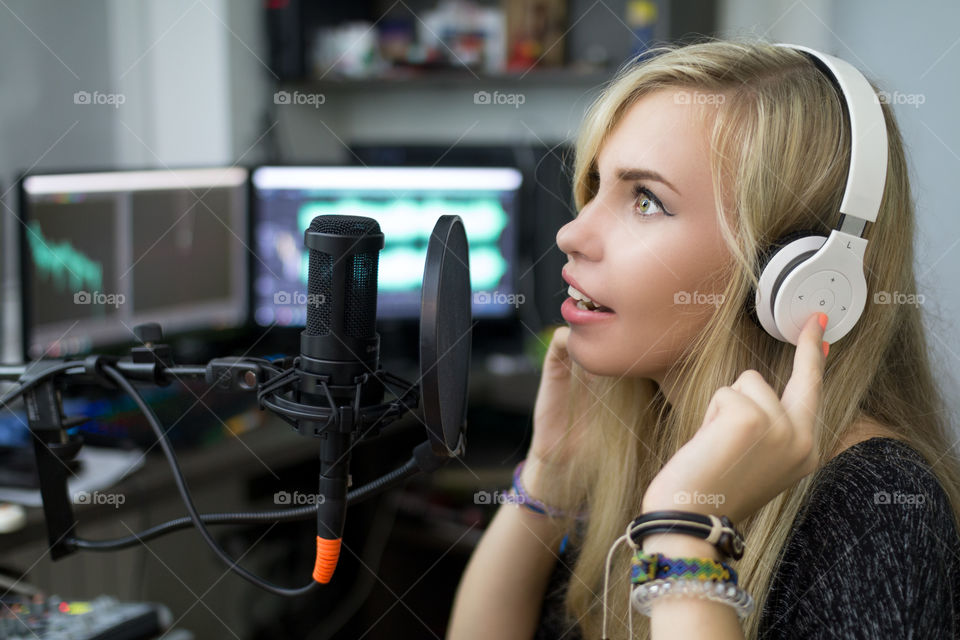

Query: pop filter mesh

[306,215,380,338]
[438,228,471,440]
[421,216,471,452]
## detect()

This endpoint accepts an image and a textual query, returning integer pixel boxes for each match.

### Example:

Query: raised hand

[641,312,829,524]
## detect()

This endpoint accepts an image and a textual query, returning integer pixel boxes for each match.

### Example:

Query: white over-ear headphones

[749,43,888,345]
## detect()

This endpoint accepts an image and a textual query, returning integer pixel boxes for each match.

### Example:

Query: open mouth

[568,285,614,313]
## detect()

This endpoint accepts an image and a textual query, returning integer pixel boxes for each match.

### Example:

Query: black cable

[0,361,85,407]
[256,366,297,407]
[0,384,26,410]
[68,456,420,550]
[97,364,318,597]
[70,506,315,551]
[242,357,285,375]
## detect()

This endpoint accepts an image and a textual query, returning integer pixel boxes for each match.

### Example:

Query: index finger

[779,312,828,430]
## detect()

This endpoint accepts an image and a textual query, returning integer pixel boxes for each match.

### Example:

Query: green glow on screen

[28,221,104,293]
[296,197,509,290]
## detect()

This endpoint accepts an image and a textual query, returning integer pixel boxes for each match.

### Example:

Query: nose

[556,199,603,261]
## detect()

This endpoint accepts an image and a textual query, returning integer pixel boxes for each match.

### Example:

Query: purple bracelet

[512,459,589,520]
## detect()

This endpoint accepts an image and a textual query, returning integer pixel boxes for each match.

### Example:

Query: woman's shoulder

[809,436,949,510]
[820,434,935,474]
[759,436,960,637]
[791,436,956,543]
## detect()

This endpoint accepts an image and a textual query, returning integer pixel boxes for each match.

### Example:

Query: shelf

[289,67,611,90]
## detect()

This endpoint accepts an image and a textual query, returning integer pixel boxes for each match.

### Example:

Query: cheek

[565,229,730,377]
[616,255,725,339]
[610,248,690,317]
[599,247,725,369]
[617,227,729,309]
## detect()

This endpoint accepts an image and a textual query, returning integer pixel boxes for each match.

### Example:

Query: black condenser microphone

[299,214,384,584]
[301,215,384,402]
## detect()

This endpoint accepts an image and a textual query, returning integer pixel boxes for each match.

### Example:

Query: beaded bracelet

[511,459,588,520]
[630,550,738,586]
[631,576,755,619]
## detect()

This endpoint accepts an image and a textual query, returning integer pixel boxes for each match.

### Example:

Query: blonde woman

[448,39,960,639]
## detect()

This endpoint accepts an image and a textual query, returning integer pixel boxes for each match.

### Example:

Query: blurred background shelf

[291,67,612,89]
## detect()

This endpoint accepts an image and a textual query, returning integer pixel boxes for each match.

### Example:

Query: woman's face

[556,88,733,393]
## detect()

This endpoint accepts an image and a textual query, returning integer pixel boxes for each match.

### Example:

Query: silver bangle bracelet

[631,577,755,619]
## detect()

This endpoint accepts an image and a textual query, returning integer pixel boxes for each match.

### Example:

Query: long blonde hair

[535,38,960,640]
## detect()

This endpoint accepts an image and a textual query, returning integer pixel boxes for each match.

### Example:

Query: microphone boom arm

[0,335,446,595]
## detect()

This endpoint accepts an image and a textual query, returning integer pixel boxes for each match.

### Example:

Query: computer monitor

[250,166,523,327]
[19,167,249,359]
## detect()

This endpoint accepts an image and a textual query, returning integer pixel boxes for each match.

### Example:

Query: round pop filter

[419,215,471,456]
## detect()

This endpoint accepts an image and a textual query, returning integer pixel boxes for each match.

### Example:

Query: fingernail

[822,341,830,358]
[818,313,828,332]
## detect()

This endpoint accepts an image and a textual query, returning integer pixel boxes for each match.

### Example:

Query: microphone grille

[308,215,379,235]
[306,215,380,338]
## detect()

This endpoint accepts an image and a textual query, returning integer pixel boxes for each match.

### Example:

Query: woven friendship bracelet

[630,550,738,586]
[511,460,589,520]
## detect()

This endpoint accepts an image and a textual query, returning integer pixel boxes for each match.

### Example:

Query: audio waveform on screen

[295,198,509,290]
[27,220,104,293]
[298,197,508,242]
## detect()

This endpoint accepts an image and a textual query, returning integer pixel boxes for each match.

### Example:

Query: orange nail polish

[822,341,830,358]
[818,313,828,331]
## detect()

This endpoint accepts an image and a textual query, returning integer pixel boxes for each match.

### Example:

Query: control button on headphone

[790,287,835,313]
[788,269,852,333]
[811,288,835,311]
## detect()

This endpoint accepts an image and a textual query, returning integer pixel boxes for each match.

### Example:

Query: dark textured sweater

[534,437,960,639]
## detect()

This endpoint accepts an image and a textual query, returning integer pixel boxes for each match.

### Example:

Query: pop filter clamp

[0,214,473,595]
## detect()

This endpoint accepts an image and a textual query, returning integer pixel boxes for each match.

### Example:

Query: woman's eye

[632,185,674,218]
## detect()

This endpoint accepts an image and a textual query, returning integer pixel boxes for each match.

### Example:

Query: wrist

[520,455,547,499]
[640,532,722,561]
[638,499,727,560]
[643,533,722,562]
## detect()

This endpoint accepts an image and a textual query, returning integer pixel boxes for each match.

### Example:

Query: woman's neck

[826,418,901,462]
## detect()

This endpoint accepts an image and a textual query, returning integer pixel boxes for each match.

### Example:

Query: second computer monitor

[20,167,249,359]
[251,166,523,327]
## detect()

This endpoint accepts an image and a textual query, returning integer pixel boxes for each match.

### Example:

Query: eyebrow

[614,168,681,196]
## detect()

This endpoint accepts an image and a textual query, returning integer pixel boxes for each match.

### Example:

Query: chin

[569,338,665,381]
[567,339,628,378]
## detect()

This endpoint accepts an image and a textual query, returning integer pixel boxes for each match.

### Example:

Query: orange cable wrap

[313,536,341,584]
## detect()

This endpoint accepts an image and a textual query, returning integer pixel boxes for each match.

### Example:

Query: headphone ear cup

[747,229,824,334]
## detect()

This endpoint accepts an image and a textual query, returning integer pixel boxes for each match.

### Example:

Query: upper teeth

[569,285,598,305]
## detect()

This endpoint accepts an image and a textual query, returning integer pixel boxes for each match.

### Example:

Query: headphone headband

[775,43,888,227]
